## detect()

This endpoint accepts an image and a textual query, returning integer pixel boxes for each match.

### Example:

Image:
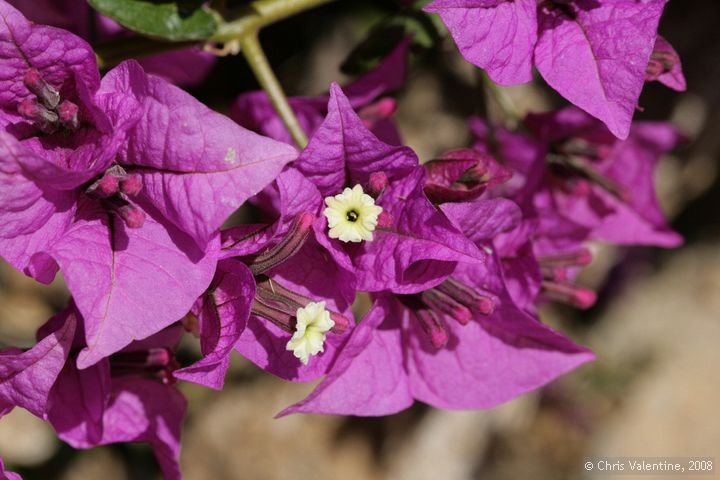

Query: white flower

[323,184,383,242]
[286,301,335,365]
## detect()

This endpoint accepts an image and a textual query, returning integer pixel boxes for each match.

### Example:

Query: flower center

[323,184,383,243]
[286,301,336,365]
[346,209,359,222]
[85,165,146,229]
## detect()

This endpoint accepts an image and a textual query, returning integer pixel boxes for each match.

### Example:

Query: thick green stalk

[210,0,336,43]
[240,34,308,149]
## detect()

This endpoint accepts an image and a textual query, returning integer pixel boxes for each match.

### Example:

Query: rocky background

[1,1,719,478]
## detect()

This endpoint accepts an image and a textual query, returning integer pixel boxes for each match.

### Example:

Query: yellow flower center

[286,301,335,365]
[323,184,383,242]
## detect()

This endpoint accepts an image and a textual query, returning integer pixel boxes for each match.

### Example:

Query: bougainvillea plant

[0,0,685,477]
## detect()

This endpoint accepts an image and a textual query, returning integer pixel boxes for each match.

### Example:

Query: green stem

[480,71,521,127]
[240,34,308,149]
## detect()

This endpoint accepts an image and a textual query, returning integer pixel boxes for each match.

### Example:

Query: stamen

[249,212,314,275]
[541,281,597,309]
[23,68,60,109]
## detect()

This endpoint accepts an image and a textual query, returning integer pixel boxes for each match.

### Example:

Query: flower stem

[210,0,336,43]
[240,33,308,149]
[479,71,521,127]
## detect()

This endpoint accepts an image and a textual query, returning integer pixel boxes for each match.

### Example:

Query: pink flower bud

[367,171,389,197]
[23,68,60,109]
[118,205,146,229]
[58,100,79,130]
[120,174,143,196]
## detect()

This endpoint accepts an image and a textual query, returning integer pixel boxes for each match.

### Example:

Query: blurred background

[1,0,719,478]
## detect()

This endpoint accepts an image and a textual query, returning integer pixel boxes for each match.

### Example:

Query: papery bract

[6,0,216,87]
[285,83,485,295]
[425,0,670,139]
[0,3,297,366]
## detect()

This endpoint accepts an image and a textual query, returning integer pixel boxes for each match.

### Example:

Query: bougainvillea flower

[645,35,686,92]
[0,3,297,367]
[280,198,594,415]
[471,110,683,249]
[232,36,412,145]
[424,0,669,139]
[219,173,356,381]
[0,306,188,479]
[278,83,485,295]
[6,0,216,87]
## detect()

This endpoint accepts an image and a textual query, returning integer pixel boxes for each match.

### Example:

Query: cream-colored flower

[323,184,383,242]
[286,301,335,365]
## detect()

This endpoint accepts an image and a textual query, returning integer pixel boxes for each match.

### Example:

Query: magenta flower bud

[97,173,121,197]
[18,98,58,133]
[118,205,146,229]
[541,281,597,309]
[367,171,389,197]
[120,174,143,196]
[23,68,60,109]
[376,211,393,229]
[358,97,397,129]
[415,309,449,348]
[539,248,593,268]
[476,296,495,316]
[57,100,79,130]
[421,288,473,325]
[146,347,172,368]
